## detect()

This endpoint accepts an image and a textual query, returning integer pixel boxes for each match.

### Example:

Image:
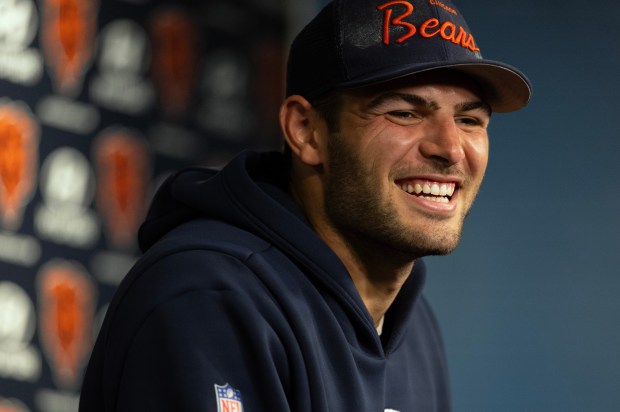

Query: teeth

[399,180,456,199]
[419,195,450,203]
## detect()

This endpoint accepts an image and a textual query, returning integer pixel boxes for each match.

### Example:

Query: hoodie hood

[138,150,427,350]
[139,151,368,312]
[139,151,295,252]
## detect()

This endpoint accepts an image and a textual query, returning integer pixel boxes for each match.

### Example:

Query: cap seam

[429,1,452,62]
[335,0,349,83]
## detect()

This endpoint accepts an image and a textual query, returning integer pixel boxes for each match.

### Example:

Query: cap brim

[451,62,532,113]
[335,60,532,113]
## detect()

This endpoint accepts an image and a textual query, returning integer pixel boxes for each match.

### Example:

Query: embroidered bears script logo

[37,259,95,389]
[0,100,39,231]
[41,0,97,95]
[377,0,479,52]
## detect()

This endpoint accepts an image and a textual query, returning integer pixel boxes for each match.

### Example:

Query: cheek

[342,123,402,167]
[366,126,419,168]
[465,135,489,177]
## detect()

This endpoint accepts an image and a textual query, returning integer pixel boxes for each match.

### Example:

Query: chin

[405,230,463,259]
[422,244,459,257]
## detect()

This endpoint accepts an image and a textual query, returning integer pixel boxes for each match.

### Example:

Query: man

[79,0,531,411]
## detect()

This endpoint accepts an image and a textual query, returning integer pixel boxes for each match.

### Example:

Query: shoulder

[95,217,289,361]
[112,219,275,312]
[147,218,272,261]
[85,220,293,411]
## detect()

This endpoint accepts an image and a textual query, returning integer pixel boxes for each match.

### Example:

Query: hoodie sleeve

[81,247,308,412]
[113,287,293,412]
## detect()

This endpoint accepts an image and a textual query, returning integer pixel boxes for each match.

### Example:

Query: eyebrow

[367,92,492,116]
[456,101,492,117]
[367,92,439,111]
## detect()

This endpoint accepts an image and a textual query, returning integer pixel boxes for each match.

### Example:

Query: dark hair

[310,91,342,134]
[282,91,343,157]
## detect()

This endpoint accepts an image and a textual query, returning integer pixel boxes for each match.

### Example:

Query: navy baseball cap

[286,0,532,112]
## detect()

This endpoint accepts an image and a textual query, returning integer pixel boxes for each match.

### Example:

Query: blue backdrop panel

[423,1,620,411]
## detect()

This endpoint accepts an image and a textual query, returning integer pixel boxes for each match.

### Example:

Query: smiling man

[283,70,494,328]
[80,1,531,411]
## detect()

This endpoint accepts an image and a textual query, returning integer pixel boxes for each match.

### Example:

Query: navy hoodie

[79,151,451,412]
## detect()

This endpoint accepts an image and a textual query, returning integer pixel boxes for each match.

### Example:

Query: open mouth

[397,179,457,204]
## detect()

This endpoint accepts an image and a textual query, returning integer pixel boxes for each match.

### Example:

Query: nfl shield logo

[214,383,244,412]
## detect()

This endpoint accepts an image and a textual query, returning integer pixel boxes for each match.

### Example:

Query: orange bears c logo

[149,8,201,118]
[0,100,39,231]
[93,127,151,250]
[37,259,95,390]
[41,0,98,95]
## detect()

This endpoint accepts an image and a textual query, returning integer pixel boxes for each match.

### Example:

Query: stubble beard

[323,132,477,262]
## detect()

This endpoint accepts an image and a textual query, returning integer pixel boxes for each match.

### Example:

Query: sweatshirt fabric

[79,150,451,412]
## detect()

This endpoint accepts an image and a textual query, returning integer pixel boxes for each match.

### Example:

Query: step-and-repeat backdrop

[0,0,293,410]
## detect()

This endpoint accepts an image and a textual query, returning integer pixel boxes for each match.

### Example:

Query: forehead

[345,69,486,104]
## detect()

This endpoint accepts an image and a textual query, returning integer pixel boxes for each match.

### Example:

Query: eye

[388,110,412,118]
[386,110,421,125]
[456,116,487,128]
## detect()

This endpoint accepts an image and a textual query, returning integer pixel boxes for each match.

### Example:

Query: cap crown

[287,0,532,112]
[288,0,481,97]
[341,0,481,81]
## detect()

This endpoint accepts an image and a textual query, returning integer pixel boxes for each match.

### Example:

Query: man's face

[320,71,490,259]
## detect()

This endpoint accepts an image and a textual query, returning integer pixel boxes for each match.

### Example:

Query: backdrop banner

[0,0,285,410]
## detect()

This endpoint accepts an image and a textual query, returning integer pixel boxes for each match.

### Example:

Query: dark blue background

[418,1,620,411]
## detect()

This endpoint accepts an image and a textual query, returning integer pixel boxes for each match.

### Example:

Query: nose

[418,118,466,165]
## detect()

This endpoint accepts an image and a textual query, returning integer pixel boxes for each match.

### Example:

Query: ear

[279,95,326,166]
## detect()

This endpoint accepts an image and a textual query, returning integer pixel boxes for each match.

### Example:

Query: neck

[324,231,414,327]
[288,163,414,328]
